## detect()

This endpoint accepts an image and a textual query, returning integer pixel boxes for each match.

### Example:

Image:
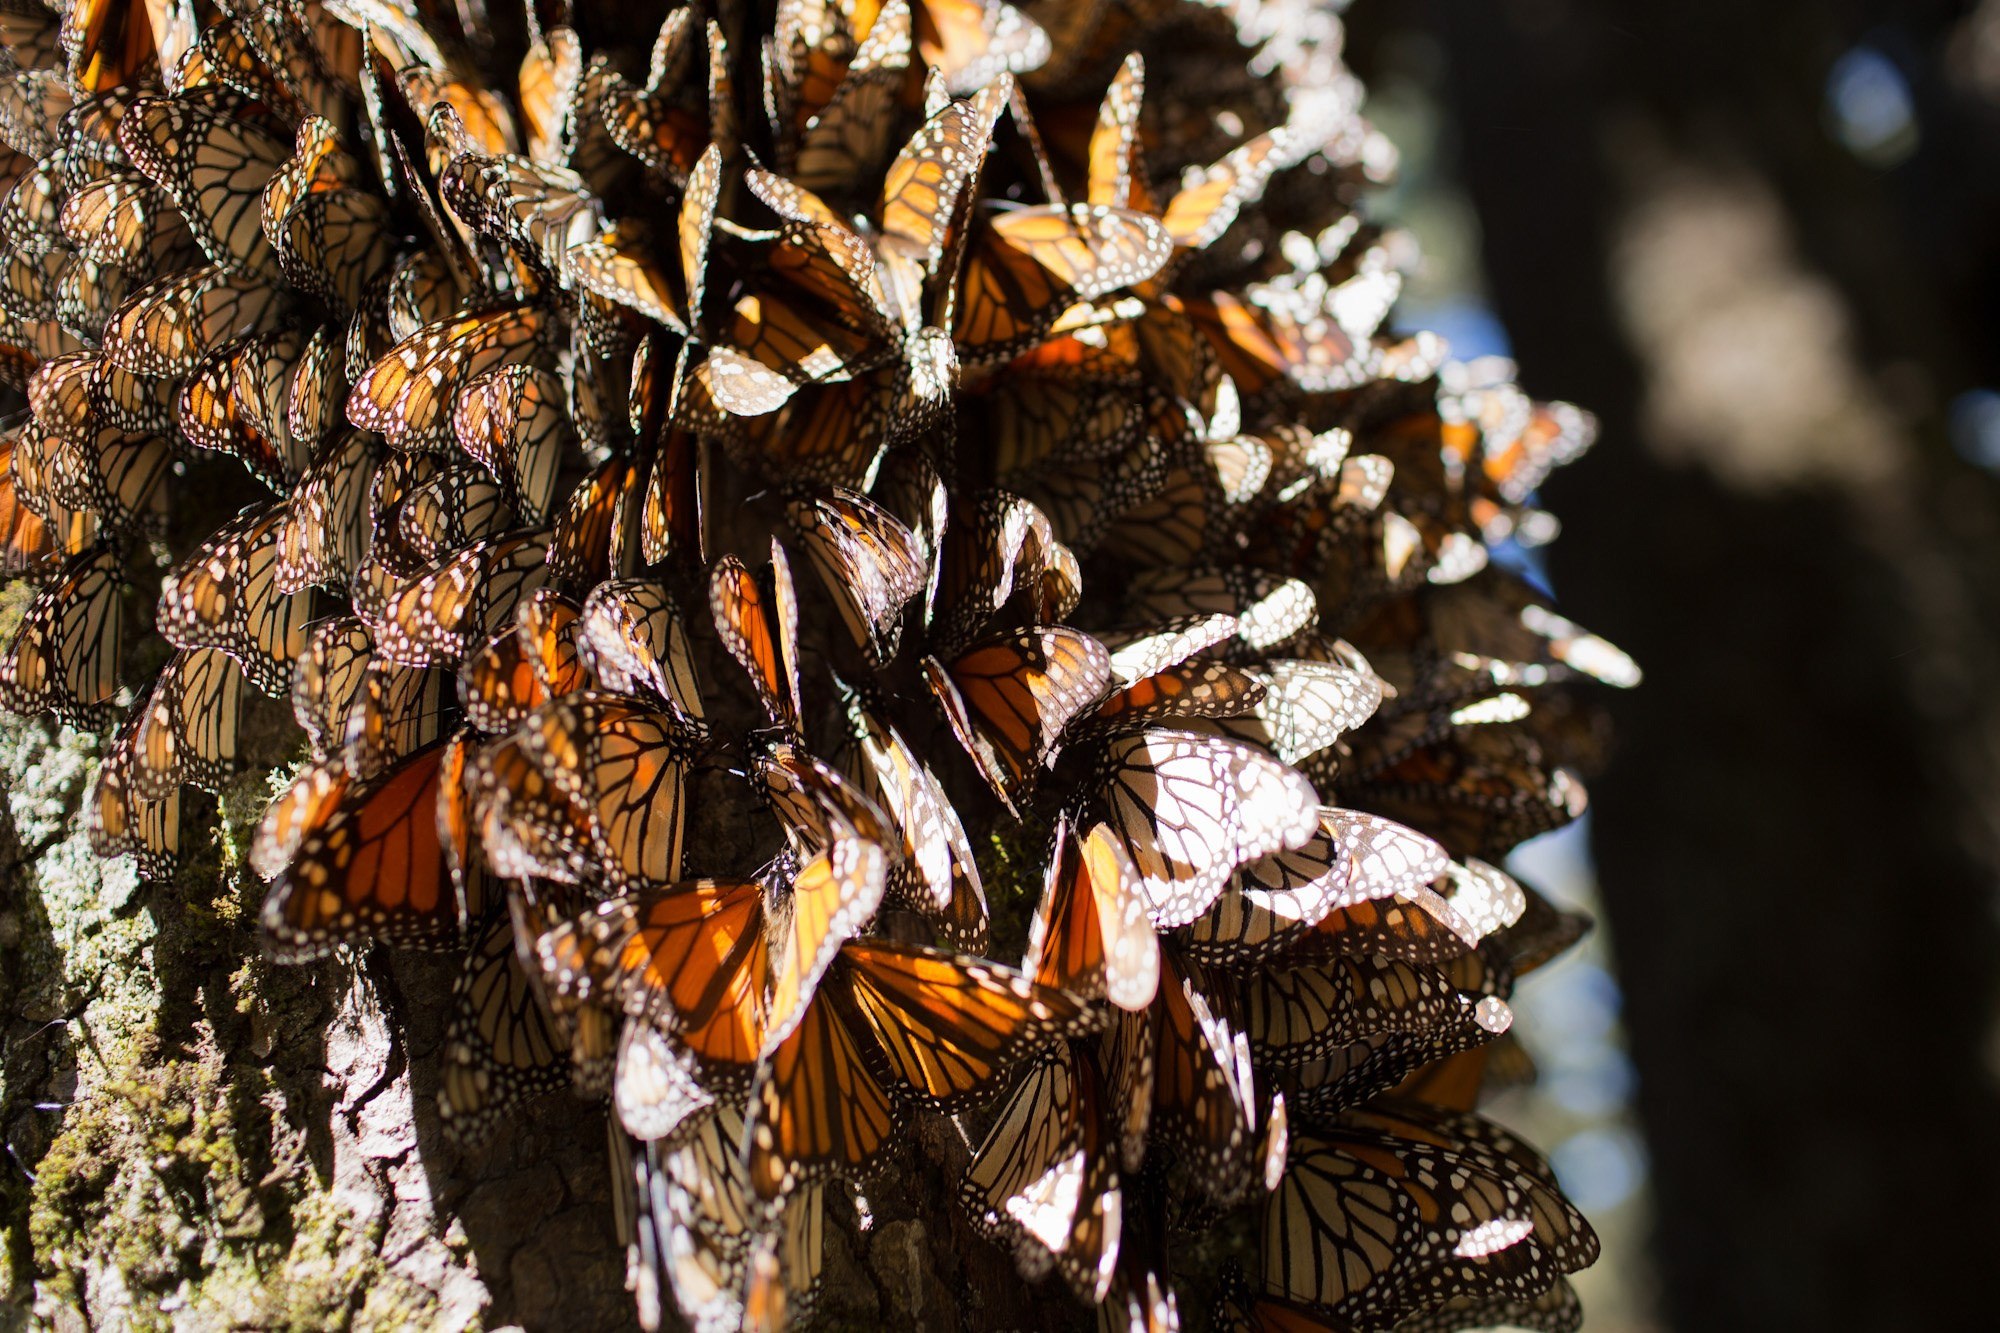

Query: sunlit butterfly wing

[1092,728,1320,930]
[708,542,802,733]
[260,741,466,960]
[347,305,547,451]
[1025,816,1159,1012]
[536,878,769,1072]
[517,692,702,888]
[923,625,1111,812]
[577,578,705,727]
[962,1039,1123,1303]
[0,544,124,726]
[129,646,245,799]
[788,487,925,665]
[838,686,988,949]
[763,835,888,1054]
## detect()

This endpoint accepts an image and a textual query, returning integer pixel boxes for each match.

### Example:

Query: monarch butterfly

[926,491,1066,649]
[762,832,890,1055]
[962,1039,1124,1304]
[87,700,180,880]
[194,10,342,127]
[787,0,911,195]
[515,691,704,888]
[277,429,379,594]
[383,250,467,348]
[468,733,600,885]
[544,454,642,588]
[4,154,64,259]
[382,461,518,563]
[48,419,170,531]
[835,683,988,949]
[1281,969,1504,1112]
[286,616,372,756]
[102,260,283,379]
[567,143,720,337]
[1096,615,1240,690]
[275,185,396,316]
[923,625,1111,812]
[258,740,480,961]
[0,544,124,727]
[397,67,517,167]
[285,324,347,453]
[1090,660,1266,732]
[709,541,803,735]
[26,352,96,443]
[1339,726,1587,863]
[120,93,288,275]
[537,876,770,1073]
[127,646,245,799]
[436,911,571,1144]
[347,305,548,452]
[0,434,62,575]
[517,24,582,170]
[1180,807,1452,967]
[626,1104,827,1332]
[753,742,899,868]
[342,658,455,782]
[1439,361,1597,507]
[1243,955,1470,1071]
[1262,1105,1597,1328]
[58,252,135,353]
[359,528,552,669]
[1114,89,1289,258]
[711,86,1008,408]
[451,364,570,525]
[599,10,706,182]
[639,391,706,568]
[984,203,1172,304]
[576,578,705,727]
[1125,566,1318,660]
[787,487,925,665]
[1212,1266,1354,1332]
[612,1019,715,1143]
[1016,436,1171,556]
[1434,857,1528,946]
[770,0,861,136]
[747,934,1089,1199]
[1206,658,1382,767]
[1089,727,1320,931]
[511,589,589,700]
[1172,268,1398,400]
[1025,816,1157,1012]
[261,115,362,250]
[441,147,603,278]
[978,370,1148,480]
[247,757,343,883]
[1144,947,1266,1203]
[158,502,318,698]
[892,0,1048,95]
[1476,880,1592,985]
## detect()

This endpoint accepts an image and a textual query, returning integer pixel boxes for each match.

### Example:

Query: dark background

[1344,2,2000,1328]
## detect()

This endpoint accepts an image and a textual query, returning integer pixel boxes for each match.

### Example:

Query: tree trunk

[1405,1,2000,1327]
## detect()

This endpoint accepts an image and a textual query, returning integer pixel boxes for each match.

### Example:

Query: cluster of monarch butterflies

[0,0,1640,1327]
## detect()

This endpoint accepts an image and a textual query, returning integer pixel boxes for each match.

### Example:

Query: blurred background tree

[1346,1,2000,1327]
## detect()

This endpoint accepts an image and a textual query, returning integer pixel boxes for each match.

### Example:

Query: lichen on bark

[0,706,638,1331]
